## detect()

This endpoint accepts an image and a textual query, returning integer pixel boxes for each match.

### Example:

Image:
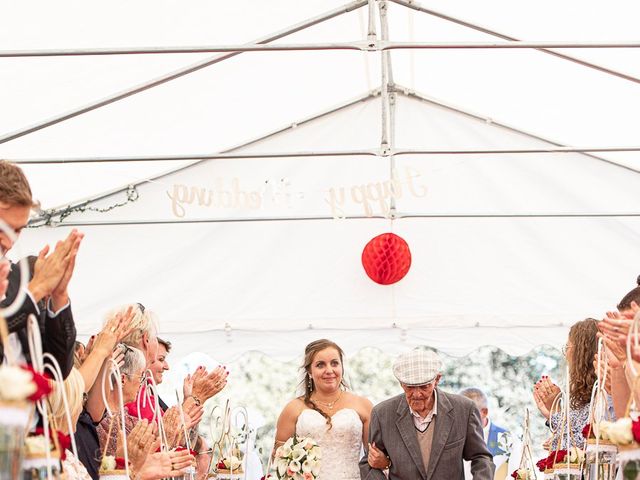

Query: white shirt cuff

[46,297,69,317]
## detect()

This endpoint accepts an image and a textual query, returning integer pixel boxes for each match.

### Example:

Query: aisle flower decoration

[510,468,533,479]
[599,418,637,446]
[0,364,51,402]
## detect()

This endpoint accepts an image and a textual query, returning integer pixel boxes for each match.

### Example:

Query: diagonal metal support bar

[28,90,379,222]
[0,0,367,146]
[396,85,640,175]
[390,0,640,86]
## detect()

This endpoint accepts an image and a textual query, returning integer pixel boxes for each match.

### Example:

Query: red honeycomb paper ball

[361,233,412,285]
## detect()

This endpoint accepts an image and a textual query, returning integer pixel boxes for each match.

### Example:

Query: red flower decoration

[174,446,198,457]
[361,233,412,285]
[582,423,592,439]
[217,460,226,469]
[511,470,518,479]
[115,457,127,470]
[632,420,640,443]
[536,450,568,472]
[554,450,567,464]
[22,365,52,401]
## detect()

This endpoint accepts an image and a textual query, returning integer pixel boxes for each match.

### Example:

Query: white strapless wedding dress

[295,408,363,480]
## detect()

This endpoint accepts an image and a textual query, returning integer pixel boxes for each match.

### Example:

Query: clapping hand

[29,229,83,307]
[183,400,204,430]
[133,449,195,479]
[127,419,160,472]
[533,376,561,419]
[0,259,9,299]
[192,366,228,403]
[93,306,136,358]
[599,304,640,345]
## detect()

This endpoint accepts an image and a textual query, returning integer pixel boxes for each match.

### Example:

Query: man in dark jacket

[0,160,82,378]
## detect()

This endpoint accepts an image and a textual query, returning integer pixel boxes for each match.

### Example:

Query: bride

[274,339,376,480]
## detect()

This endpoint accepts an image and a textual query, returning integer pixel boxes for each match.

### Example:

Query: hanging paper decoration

[361,233,412,285]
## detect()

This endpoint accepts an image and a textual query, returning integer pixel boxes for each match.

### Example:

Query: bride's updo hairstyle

[301,339,348,428]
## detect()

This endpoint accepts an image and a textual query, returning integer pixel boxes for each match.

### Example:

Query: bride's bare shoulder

[343,392,373,412]
[280,397,307,416]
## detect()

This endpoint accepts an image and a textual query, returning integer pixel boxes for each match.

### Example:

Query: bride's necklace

[312,389,343,411]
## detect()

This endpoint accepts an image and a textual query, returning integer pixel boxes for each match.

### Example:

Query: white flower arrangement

[100,456,116,472]
[274,435,320,480]
[600,418,634,446]
[567,447,585,464]
[24,436,50,456]
[219,455,243,471]
[512,468,532,479]
[0,365,36,402]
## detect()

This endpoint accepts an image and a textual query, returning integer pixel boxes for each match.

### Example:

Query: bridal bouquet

[274,435,321,480]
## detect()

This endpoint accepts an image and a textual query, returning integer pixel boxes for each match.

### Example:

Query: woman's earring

[308,375,313,391]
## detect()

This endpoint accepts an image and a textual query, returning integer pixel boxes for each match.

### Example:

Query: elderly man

[360,349,494,480]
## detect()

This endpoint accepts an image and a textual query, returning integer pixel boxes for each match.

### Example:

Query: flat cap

[393,349,442,386]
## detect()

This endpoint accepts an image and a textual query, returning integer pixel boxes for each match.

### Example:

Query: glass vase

[618,447,640,480]
[0,403,31,480]
[584,441,617,480]
[553,464,582,480]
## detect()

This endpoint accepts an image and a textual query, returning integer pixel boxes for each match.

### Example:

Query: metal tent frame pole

[11,144,640,166]
[32,212,640,229]
[28,90,380,223]
[378,1,399,215]
[390,0,640,86]
[398,86,640,175]
[0,0,368,145]
[2,40,640,57]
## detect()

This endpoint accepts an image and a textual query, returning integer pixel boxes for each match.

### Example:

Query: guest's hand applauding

[128,419,160,473]
[0,259,9,299]
[533,376,561,419]
[183,400,204,430]
[92,306,136,358]
[598,303,640,346]
[133,449,195,480]
[29,229,83,307]
[50,230,83,311]
[191,365,228,404]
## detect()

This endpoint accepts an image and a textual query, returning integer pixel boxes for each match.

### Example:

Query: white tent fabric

[2,0,640,360]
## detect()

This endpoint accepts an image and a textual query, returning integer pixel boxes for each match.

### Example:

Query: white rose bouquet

[274,435,320,480]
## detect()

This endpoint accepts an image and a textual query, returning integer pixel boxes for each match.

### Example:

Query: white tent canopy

[2,0,640,360]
